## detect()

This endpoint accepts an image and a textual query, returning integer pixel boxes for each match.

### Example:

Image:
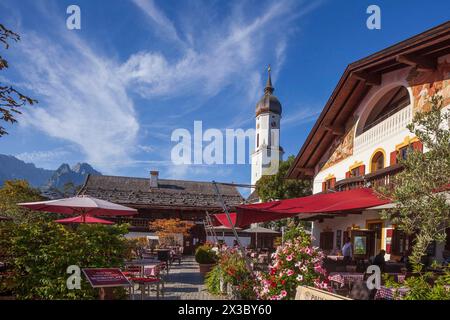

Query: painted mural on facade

[407,60,450,112]
[319,124,355,171]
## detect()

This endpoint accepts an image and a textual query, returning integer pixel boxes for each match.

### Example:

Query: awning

[214,188,390,228]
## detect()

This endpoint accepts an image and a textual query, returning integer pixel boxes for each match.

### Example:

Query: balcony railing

[354,105,412,154]
[334,164,403,192]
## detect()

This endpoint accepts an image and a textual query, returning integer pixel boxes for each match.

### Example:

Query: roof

[78,174,244,211]
[246,189,260,203]
[287,21,450,179]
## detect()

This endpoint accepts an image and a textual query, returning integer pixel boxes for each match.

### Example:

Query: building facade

[78,171,243,254]
[287,22,450,262]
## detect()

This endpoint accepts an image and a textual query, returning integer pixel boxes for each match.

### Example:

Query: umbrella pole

[212,181,252,272]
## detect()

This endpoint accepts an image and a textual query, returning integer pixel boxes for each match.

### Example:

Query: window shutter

[390,151,398,166]
[345,171,351,179]
[412,141,423,152]
[358,165,365,176]
[322,182,326,192]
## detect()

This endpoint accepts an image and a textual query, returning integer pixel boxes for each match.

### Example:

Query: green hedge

[0,220,129,299]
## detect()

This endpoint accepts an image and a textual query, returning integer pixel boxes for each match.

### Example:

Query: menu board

[82,268,132,288]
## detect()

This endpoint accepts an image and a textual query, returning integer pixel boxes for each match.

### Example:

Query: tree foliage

[255,155,312,202]
[149,218,193,246]
[0,179,49,222]
[377,95,450,268]
[256,155,312,230]
[0,23,37,137]
[0,221,129,299]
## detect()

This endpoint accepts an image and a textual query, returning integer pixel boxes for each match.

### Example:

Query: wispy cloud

[132,0,185,46]
[282,106,321,127]
[14,31,139,170]
[123,0,304,101]
[15,149,70,164]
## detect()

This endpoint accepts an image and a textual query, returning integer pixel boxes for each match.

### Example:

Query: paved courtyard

[133,256,227,300]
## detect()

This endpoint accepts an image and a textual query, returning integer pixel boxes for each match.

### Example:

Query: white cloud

[132,0,185,46]
[282,106,321,127]
[15,31,139,170]
[123,0,304,100]
[15,149,70,164]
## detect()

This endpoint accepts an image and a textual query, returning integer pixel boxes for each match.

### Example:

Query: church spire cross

[264,64,274,95]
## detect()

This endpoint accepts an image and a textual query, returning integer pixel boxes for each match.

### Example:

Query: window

[256,134,259,148]
[322,177,336,192]
[399,146,410,161]
[320,232,334,251]
[391,229,414,256]
[350,167,360,177]
[371,151,385,172]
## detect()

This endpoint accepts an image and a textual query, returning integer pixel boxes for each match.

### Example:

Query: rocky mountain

[45,162,101,190]
[0,155,101,194]
[0,154,54,187]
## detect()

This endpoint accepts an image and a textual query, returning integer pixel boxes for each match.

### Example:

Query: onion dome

[255,65,282,117]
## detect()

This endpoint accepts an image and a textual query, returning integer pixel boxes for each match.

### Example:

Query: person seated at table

[342,238,353,264]
[373,250,386,272]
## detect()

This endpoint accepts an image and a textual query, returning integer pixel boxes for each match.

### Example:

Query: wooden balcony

[335,164,403,191]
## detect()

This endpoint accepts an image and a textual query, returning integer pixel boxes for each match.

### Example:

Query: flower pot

[199,263,216,275]
[229,284,241,300]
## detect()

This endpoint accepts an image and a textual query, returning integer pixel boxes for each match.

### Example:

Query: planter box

[198,263,216,275]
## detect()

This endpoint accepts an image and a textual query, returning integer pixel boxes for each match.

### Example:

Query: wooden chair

[124,265,164,300]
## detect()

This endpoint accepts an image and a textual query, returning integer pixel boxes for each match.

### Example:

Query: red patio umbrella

[18,195,137,223]
[55,215,114,225]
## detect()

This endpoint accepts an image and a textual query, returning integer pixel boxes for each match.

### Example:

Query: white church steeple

[251,65,284,188]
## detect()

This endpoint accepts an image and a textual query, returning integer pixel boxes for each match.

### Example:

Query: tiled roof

[246,189,260,203]
[78,174,243,210]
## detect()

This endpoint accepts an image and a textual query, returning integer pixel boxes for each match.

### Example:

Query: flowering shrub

[205,247,256,299]
[255,233,329,300]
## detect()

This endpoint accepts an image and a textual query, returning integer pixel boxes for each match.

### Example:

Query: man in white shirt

[342,237,353,264]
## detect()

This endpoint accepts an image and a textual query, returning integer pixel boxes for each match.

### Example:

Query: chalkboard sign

[82,268,131,288]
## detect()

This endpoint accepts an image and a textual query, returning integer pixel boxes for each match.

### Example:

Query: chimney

[150,170,159,188]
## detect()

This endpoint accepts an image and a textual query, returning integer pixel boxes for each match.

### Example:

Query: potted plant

[195,244,217,274]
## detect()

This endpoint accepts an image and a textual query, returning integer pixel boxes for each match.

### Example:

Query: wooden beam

[297,167,315,176]
[351,71,381,86]
[324,124,345,136]
[396,54,437,72]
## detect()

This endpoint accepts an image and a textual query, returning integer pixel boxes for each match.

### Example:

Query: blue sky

[0,0,449,195]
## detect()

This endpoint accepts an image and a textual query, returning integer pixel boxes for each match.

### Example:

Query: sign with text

[295,286,352,300]
[82,268,131,288]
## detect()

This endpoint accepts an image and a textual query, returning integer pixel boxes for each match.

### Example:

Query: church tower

[251,66,284,188]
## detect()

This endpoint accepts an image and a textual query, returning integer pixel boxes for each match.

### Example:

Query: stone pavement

[133,256,227,300]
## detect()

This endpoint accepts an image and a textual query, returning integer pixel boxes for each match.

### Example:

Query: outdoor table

[328,272,365,289]
[327,255,344,261]
[375,286,409,300]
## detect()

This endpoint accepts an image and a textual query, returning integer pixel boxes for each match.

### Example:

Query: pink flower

[286,254,293,261]
[280,290,287,297]
[287,269,294,276]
